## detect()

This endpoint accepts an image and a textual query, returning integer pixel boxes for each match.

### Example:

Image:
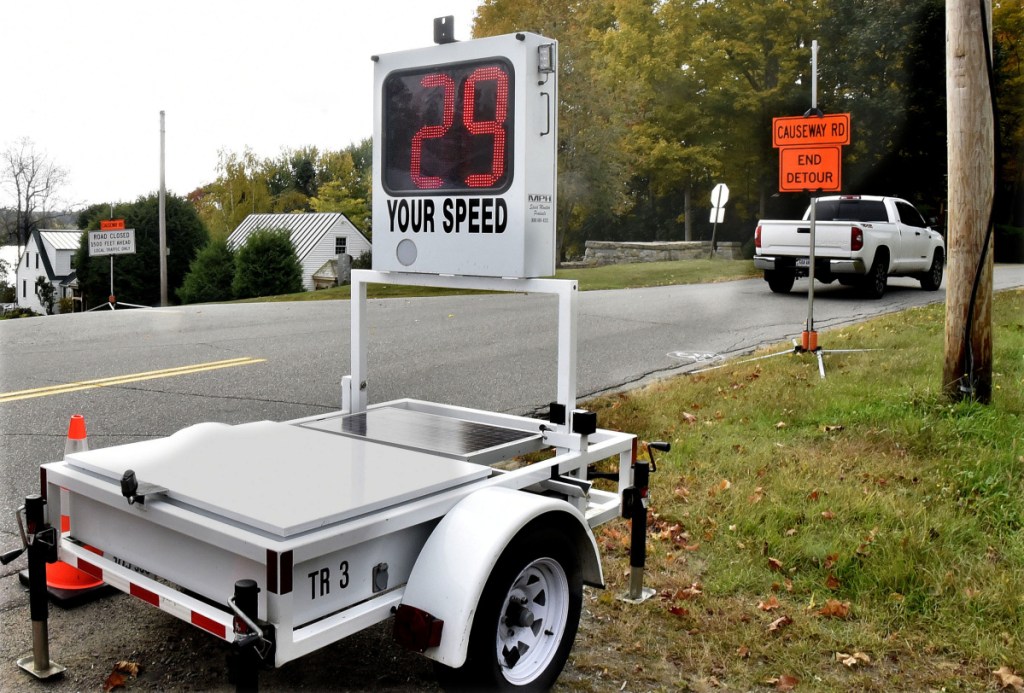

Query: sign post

[770,39,852,374]
[708,183,729,259]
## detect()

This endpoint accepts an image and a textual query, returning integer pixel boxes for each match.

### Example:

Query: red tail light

[394,604,443,652]
[755,225,762,249]
[851,226,864,251]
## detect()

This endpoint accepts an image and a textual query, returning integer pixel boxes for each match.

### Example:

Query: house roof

[30,229,79,282]
[39,230,81,251]
[227,213,366,260]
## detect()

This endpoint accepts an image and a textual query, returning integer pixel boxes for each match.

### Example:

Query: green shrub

[178,239,236,304]
[231,228,303,299]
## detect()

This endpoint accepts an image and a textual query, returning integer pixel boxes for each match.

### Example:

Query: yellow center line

[0,357,267,403]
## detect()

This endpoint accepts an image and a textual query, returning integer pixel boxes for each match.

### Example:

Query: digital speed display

[383,59,514,194]
[372,33,557,277]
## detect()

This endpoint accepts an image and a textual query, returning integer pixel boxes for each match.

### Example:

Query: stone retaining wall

[575,240,745,267]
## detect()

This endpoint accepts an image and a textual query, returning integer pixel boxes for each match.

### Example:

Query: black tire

[861,251,888,299]
[765,270,795,294]
[436,523,582,692]
[919,250,944,291]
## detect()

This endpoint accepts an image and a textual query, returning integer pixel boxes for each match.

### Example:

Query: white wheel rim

[494,556,569,686]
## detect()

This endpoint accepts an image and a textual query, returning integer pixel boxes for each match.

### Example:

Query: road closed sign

[89,228,137,256]
[778,146,842,193]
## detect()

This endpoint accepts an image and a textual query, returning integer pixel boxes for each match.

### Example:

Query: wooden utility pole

[944,0,994,403]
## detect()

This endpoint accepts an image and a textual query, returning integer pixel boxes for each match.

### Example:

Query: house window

[335,237,347,256]
[35,254,39,269]
[25,252,29,267]
[22,280,27,298]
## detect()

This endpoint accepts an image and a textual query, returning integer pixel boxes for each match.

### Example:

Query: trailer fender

[400,486,603,668]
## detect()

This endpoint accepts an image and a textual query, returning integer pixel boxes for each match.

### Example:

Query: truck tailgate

[759,221,853,257]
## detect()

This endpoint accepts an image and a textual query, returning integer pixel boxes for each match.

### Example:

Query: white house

[226,213,370,291]
[15,229,81,314]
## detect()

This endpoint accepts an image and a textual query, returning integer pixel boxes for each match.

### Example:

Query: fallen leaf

[821,510,835,520]
[808,489,820,501]
[819,599,851,619]
[836,651,871,668]
[994,665,1024,691]
[823,553,838,570]
[103,661,140,692]
[103,672,127,692]
[749,487,764,504]
[718,479,732,492]
[775,421,788,430]
[768,557,784,572]
[736,645,750,659]
[785,528,797,537]
[668,605,689,617]
[826,573,841,590]
[758,595,781,611]
[823,424,844,432]
[777,674,800,690]
[767,615,793,632]
[678,582,703,599]
[682,411,698,423]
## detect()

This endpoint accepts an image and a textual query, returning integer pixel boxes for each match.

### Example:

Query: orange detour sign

[772,113,850,147]
[99,219,125,231]
[778,146,842,192]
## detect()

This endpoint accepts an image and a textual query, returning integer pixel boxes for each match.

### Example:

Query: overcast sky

[1,0,480,212]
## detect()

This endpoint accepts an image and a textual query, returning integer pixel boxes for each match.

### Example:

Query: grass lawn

[559,288,1024,691]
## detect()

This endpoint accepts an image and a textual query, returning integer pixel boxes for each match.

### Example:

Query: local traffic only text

[387,197,508,234]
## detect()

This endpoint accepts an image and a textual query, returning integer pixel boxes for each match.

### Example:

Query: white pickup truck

[753,195,945,298]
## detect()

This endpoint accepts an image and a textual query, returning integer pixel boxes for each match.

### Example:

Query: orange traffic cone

[64,414,88,457]
[20,415,109,605]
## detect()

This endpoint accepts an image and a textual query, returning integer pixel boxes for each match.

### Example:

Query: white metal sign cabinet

[13,25,645,692]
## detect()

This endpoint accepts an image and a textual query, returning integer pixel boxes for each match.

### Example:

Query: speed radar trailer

[9,26,647,691]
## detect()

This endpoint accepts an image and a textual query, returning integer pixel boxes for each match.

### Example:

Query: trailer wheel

[438,525,582,691]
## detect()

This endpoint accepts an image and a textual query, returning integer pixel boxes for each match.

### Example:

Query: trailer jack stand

[619,443,670,604]
[227,579,275,693]
[15,495,66,681]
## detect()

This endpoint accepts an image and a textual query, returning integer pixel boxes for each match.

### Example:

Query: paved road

[1,266,1022,690]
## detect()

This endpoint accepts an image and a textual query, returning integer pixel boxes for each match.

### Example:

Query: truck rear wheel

[861,252,888,299]
[437,524,582,691]
[765,270,795,294]
[919,250,944,291]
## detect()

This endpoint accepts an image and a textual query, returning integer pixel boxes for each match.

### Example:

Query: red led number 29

[409,66,509,189]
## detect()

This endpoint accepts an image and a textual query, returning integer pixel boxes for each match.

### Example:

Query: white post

[159,111,168,307]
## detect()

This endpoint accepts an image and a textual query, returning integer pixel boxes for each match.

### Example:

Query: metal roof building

[227,213,370,291]
[15,229,83,314]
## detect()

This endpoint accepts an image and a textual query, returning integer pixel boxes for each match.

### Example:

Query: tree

[1,137,69,252]
[34,276,56,315]
[177,238,236,304]
[994,0,1024,225]
[73,194,209,307]
[231,228,303,299]
[0,258,15,303]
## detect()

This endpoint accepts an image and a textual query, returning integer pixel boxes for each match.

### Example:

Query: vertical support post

[350,271,369,413]
[620,461,655,603]
[944,0,994,402]
[555,281,578,435]
[803,195,819,355]
[16,495,65,680]
[228,579,260,693]
[159,110,168,307]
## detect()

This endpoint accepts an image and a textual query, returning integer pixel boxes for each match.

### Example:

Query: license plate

[795,258,811,268]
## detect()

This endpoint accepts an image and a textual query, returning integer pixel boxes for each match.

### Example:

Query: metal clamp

[227,596,272,660]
